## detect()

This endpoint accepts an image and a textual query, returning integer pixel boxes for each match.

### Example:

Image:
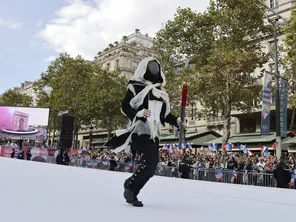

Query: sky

[0,0,210,94]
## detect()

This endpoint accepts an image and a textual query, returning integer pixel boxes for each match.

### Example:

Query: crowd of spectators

[70,148,296,189]
[72,148,296,172]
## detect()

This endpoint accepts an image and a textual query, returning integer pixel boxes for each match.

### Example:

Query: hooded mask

[127,57,170,118]
[130,57,166,87]
[144,60,161,84]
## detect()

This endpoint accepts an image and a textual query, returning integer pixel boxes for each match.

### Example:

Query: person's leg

[124,134,159,205]
[133,171,155,197]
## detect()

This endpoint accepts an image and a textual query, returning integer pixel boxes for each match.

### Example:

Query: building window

[270,0,278,8]
[106,63,110,70]
[190,103,196,120]
[115,59,119,68]
[240,118,256,133]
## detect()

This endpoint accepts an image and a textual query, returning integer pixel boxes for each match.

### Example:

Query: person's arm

[122,89,147,122]
[162,102,180,127]
[122,89,138,121]
[165,113,179,127]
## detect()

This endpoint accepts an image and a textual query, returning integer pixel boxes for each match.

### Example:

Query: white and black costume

[105,57,181,207]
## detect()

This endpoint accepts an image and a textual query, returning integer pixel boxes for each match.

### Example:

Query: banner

[0,106,49,140]
[280,79,288,137]
[261,71,273,135]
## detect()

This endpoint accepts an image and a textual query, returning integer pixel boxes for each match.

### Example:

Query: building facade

[14,81,51,107]
[94,29,155,77]
[15,81,38,106]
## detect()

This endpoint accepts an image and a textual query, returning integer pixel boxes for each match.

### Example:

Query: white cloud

[35,0,210,60]
[45,56,56,62]
[0,18,21,30]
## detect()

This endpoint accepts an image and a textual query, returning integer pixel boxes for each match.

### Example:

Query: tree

[0,89,32,107]
[34,53,95,147]
[32,85,59,143]
[281,10,296,130]
[152,44,188,116]
[89,64,127,140]
[34,53,128,145]
[153,0,271,145]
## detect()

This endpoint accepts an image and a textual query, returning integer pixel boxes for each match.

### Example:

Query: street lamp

[272,18,282,159]
[252,0,291,159]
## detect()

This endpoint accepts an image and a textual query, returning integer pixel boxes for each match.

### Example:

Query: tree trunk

[289,106,295,131]
[107,114,112,141]
[222,113,231,144]
[222,110,231,155]
[74,128,79,149]
[47,128,51,145]
[222,81,231,155]
[53,117,56,147]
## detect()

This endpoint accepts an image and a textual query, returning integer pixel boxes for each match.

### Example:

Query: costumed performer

[105,57,184,207]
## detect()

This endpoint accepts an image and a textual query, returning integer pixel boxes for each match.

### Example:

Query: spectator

[11,149,15,158]
[26,148,32,161]
[273,157,291,189]
[17,149,24,160]
[227,156,237,170]
[109,156,117,171]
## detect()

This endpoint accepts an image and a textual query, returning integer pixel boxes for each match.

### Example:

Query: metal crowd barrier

[69,158,296,189]
[69,158,134,173]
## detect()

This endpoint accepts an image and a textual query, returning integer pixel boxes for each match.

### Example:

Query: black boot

[123,181,134,203]
[132,199,144,207]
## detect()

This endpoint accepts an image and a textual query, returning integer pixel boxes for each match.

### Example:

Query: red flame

[181,84,188,108]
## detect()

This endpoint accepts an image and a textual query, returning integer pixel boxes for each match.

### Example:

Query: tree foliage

[34,53,94,142]
[0,89,32,107]
[154,0,271,143]
[34,53,127,144]
[152,47,185,116]
[89,66,127,139]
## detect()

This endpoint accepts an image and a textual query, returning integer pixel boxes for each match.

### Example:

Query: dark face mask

[144,60,160,83]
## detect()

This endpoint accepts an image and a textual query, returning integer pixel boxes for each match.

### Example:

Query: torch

[179,84,188,150]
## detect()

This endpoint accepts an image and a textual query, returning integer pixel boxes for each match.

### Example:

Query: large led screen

[0,106,49,140]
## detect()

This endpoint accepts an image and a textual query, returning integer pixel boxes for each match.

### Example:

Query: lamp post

[252,0,290,159]
[272,19,282,159]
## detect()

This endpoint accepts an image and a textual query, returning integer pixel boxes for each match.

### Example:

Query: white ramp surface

[0,158,295,222]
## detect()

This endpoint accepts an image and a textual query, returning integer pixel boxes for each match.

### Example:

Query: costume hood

[129,57,166,87]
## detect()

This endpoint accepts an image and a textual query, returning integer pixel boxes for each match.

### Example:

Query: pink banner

[0,146,78,162]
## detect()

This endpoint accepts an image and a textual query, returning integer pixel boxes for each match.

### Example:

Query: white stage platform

[0,157,295,222]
